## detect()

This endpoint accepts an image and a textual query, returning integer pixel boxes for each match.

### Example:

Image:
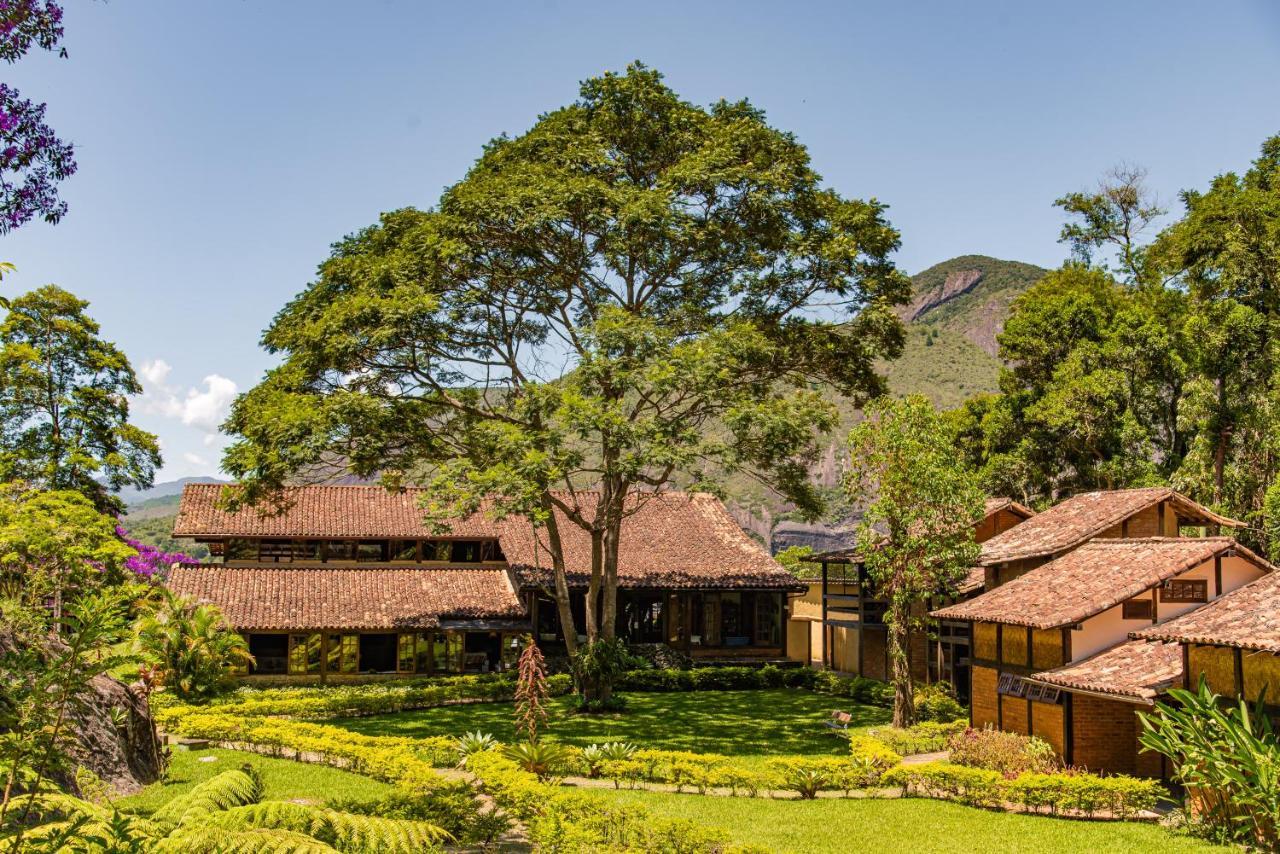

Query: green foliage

[452,730,497,768]
[578,742,637,778]
[0,285,160,513]
[1139,678,1280,847]
[847,734,903,772]
[846,395,984,726]
[946,726,1058,777]
[157,671,574,721]
[0,485,134,612]
[885,762,1164,818]
[118,512,209,561]
[327,788,510,847]
[0,587,137,836]
[773,545,820,578]
[222,64,910,697]
[571,637,637,706]
[912,681,967,723]
[14,762,452,854]
[501,740,573,781]
[133,588,253,701]
[150,765,264,826]
[864,720,967,756]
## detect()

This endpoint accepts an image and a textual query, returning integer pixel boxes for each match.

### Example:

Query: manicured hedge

[884,762,1164,819]
[162,708,764,852]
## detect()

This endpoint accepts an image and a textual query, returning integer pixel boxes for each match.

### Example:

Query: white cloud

[140,359,172,387]
[182,451,208,466]
[179,375,238,432]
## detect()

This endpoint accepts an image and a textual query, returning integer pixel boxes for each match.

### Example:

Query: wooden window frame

[1161,579,1208,604]
[1122,597,1155,621]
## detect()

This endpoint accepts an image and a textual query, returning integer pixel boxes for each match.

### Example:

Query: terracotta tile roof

[502,492,805,591]
[173,484,502,539]
[984,497,1036,520]
[931,537,1268,629]
[955,566,987,596]
[166,564,525,631]
[173,484,800,592]
[1133,570,1280,653]
[1028,639,1183,704]
[979,488,1241,566]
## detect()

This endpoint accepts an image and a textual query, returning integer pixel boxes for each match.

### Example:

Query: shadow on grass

[329,689,890,757]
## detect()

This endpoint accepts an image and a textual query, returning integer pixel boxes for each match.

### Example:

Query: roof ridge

[1081,536,1232,546]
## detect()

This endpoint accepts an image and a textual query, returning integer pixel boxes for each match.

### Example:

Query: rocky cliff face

[901,268,985,323]
[1,628,164,797]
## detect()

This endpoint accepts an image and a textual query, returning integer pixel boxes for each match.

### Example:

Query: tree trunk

[888,606,915,728]
[539,500,579,657]
[1214,375,1227,505]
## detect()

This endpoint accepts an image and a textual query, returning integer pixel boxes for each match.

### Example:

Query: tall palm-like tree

[133,590,253,701]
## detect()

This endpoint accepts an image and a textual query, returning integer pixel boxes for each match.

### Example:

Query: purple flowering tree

[116,525,194,580]
[0,0,77,233]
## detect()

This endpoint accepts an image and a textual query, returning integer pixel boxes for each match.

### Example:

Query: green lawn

[328,688,889,758]
[593,789,1225,854]
[114,747,396,816]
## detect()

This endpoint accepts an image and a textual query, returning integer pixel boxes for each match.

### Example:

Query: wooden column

[820,560,829,670]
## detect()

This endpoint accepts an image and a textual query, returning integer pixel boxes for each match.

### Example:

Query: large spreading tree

[845,395,984,727]
[0,285,161,513]
[223,64,909,699]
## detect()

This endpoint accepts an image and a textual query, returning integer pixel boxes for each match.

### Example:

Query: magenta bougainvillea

[0,0,76,234]
[116,525,194,579]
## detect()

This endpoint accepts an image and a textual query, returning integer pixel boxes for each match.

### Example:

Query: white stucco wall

[1068,553,1266,663]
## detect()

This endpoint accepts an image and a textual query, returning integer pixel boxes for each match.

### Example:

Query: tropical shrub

[578,742,637,778]
[133,589,252,701]
[501,740,572,781]
[946,726,1058,777]
[913,681,967,722]
[848,734,903,772]
[1139,679,1280,848]
[866,719,967,755]
[453,731,496,768]
[766,757,848,799]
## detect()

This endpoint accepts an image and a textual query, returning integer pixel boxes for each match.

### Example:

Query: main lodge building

[168,484,803,679]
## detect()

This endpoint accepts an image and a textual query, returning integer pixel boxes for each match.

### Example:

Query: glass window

[259,539,292,562]
[397,633,417,673]
[423,540,451,562]
[288,633,322,674]
[392,540,418,561]
[450,541,480,563]
[1162,579,1208,603]
[326,633,358,674]
[225,539,256,561]
[697,593,721,646]
[433,633,461,672]
[292,540,320,562]
[357,541,386,562]
[481,540,505,562]
[326,541,356,562]
[721,592,748,645]
[754,593,781,645]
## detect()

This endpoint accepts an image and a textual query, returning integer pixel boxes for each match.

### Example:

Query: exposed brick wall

[1098,504,1160,540]
[1001,694,1029,735]
[1135,741,1164,779]
[1030,700,1065,757]
[862,627,888,681]
[1070,694,1144,776]
[971,665,999,729]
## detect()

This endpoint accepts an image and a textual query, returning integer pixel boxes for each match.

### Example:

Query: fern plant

[5,763,451,854]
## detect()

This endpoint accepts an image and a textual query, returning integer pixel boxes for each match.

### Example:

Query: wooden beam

[1214,554,1223,597]
[821,561,829,670]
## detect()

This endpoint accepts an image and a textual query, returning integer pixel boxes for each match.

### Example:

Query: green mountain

[728,255,1049,547]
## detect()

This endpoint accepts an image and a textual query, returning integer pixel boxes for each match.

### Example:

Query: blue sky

[4,1,1279,482]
